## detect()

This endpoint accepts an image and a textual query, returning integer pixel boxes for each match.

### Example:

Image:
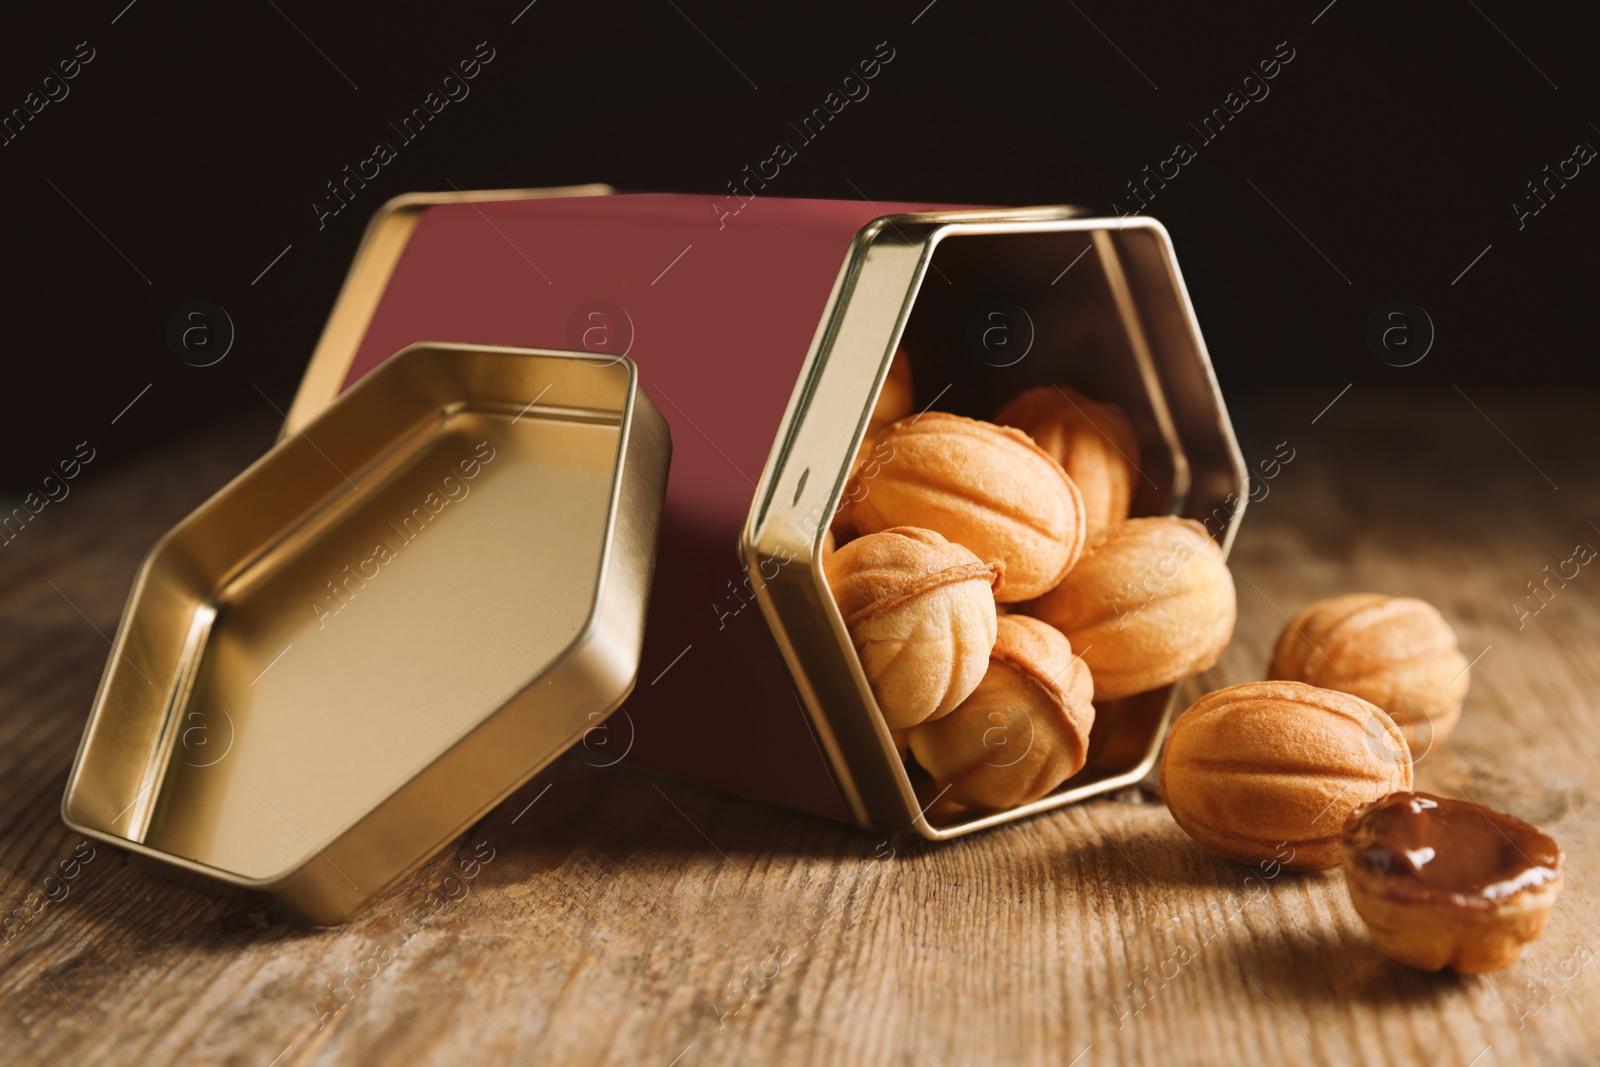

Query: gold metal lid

[62,343,671,923]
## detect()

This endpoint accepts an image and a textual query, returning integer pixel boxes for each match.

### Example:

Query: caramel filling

[1342,792,1561,909]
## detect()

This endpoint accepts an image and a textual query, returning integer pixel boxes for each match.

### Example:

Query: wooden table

[3,390,1597,1066]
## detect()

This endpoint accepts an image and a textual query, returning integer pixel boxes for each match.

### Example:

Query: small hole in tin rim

[792,467,809,506]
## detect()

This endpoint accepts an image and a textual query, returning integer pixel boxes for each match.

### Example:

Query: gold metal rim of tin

[61,342,671,923]
[740,209,1250,841]
[283,184,616,435]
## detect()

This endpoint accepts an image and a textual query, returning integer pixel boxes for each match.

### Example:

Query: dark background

[3,0,1596,488]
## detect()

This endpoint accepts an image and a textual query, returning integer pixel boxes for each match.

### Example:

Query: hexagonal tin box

[64,187,1248,921]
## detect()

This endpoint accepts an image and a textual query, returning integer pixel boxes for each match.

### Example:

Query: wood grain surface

[2,390,1597,1067]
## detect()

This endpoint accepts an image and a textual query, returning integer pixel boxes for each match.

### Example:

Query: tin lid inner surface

[65,344,670,888]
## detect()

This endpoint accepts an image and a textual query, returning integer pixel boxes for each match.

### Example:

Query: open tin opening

[744,214,1248,840]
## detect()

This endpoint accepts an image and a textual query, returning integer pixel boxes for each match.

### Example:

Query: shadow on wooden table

[1233,919,1481,1011]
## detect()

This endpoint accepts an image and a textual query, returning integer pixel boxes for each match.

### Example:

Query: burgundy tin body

[284,188,1250,837]
[313,192,956,819]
